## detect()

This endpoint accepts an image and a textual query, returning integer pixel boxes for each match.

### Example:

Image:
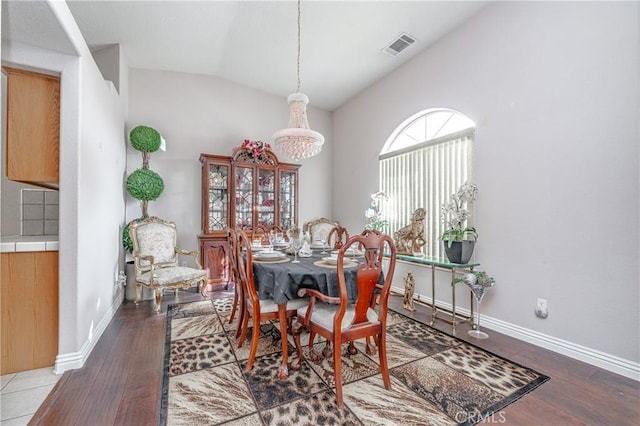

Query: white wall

[333,1,639,370]
[126,69,333,250]
[1,1,127,373]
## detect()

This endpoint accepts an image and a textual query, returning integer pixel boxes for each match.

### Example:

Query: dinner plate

[273,241,289,248]
[331,249,362,257]
[250,245,264,252]
[254,251,285,260]
[253,254,288,262]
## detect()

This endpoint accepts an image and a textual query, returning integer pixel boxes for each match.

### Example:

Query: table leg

[430,265,436,326]
[451,269,457,334]
[470,266,476,329]
[277,304,289,379]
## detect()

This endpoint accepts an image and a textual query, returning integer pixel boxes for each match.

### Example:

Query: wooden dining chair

[327,226,349,249]
[226,228,244,336]
[290,230,397,408]
[236,230,308,373]
[270,225,286,241]
[251,224,270,245]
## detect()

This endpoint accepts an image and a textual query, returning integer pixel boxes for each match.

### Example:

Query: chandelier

[272,0,325,162]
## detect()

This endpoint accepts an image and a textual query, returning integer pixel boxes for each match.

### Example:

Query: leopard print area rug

[160,299,549,425]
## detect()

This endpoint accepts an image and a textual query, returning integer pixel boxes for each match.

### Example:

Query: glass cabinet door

[279,171,296,230]
[235,166,254,230]
[257,169,275,227]
[207,164,229,232]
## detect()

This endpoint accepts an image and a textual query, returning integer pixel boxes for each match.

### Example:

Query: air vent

[382,33,416,57]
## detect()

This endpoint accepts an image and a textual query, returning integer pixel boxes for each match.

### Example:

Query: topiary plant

[126,168,164,201]
[122,217,144,253]
[123,125,165,252]
[130,125,162,152]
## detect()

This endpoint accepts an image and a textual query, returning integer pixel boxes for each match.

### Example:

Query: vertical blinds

[379,130,474,259]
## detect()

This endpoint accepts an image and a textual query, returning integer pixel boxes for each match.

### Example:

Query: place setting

[314,253,359,269]
[252,247,290,263]
[309,239,330,253]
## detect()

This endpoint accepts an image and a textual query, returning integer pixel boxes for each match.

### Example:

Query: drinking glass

[291,237,301,263]
[268,231,276,248]
[320,239,328,254]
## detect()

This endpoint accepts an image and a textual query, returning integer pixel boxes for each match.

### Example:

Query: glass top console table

[396,254,480,334]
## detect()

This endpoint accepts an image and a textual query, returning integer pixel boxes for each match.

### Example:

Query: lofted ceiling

[2,1,489,111]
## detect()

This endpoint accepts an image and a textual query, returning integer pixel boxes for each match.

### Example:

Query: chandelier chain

[296,0,301,93]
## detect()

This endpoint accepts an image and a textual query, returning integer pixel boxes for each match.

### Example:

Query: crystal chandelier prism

[272,0,324,161]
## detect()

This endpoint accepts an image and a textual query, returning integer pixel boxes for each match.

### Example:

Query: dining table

[251,248,363,378]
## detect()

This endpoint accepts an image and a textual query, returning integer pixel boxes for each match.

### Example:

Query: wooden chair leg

[322,341,333,358]
[235,294,245,338]
[237,306,250,348]
[378,332,391,391]
[333,339,344,408]
[309,331,320,361]
[365,336,378,355]
[154,290,162,313]
[229,285,239,324]
[134,283,142,306]
[291,320,306,371]
[246,318,261,371]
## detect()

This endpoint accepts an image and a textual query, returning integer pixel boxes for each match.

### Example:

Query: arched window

[379,108,474,259]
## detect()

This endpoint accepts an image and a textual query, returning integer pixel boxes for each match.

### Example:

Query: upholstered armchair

[129,217,208,312]
[303,218,341,244]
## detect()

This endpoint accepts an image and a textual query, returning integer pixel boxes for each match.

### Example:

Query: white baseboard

[393,286,640,381]
[54,290,125,375]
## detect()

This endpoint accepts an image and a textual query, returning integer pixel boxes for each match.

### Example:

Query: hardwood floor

[30,287,639,425]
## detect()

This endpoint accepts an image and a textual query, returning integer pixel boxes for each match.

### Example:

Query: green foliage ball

[130,125,161,152]
[122,217,144,253]
[126,168,165,201]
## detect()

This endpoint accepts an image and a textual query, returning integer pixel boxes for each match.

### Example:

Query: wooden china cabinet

[198,148,299,288]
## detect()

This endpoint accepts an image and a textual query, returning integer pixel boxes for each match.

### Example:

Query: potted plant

[123,125,165,301]
[364,191,388,231]
[440,181,478,264]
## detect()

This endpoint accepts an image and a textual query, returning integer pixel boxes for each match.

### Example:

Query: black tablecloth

[251,252,361,304]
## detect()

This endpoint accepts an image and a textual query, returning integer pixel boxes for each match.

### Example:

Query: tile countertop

[0,235,59,252]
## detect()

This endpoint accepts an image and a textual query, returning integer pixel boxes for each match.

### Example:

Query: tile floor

[0,367,60,425]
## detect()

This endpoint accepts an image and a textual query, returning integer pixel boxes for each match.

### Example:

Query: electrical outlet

[535,298,548,319]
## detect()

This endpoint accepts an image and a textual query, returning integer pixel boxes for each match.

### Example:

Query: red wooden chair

[236,230,308,375]
[291,230,397,407]
[327,226,349,249]
[226,228,244,336]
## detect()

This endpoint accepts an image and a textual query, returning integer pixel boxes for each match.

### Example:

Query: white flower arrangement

[441,181,478,246]
[364,191,388,231]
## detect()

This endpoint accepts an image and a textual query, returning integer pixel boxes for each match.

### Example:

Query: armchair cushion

[297,302,379,332]
[138,266,207,286]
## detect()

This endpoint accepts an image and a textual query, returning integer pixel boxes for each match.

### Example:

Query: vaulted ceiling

[2,1,489,111]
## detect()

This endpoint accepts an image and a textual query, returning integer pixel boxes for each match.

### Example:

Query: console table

[396,254,480,333]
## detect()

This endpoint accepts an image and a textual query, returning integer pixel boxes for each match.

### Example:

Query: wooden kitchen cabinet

[199,148,299,287]
[3,67,60,185]
[1,251,58,374]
